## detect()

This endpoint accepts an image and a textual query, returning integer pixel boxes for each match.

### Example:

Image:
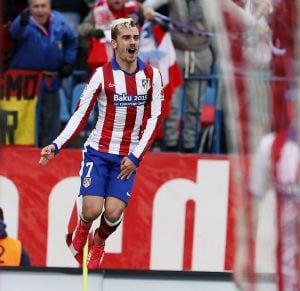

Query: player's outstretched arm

[39,144,55,166]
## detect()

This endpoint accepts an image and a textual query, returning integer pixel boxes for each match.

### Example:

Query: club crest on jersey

[142,78,151,91]
[83,177,91,188]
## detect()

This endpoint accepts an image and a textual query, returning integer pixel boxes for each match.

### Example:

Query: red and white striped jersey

[53,57,164,162]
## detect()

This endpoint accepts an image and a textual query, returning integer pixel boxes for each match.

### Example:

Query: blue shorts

[79,146,136,204]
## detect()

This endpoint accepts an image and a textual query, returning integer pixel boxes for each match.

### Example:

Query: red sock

[79,217,92,230]
[97,213,122,240]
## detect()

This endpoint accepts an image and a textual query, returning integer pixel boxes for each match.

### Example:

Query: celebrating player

[39,18,164,270]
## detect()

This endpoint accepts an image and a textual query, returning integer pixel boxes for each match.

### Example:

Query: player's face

[112,26,140,64]
[29,0,51,26]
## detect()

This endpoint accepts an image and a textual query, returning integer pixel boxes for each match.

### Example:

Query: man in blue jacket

[9,0,77,146]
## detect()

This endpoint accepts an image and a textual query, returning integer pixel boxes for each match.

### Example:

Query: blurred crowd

[0,0,294,155]
[0,0,218,153]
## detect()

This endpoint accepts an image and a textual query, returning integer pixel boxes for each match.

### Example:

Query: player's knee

[104,209,123,223]
[82,204,102,221]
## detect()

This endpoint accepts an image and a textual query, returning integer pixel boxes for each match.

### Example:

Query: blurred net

[203,1,300,290]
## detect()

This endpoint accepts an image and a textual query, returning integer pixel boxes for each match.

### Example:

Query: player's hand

[118,157,137,180]
[143,7,155,21]
[39,144,55,166]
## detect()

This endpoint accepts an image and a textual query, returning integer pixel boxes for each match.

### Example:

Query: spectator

[9,0,77,147]
[0,207,31,266]
[143,0,214,153]
[78,0,140,72]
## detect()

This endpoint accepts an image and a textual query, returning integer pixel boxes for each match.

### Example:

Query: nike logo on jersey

[126,192,131,197]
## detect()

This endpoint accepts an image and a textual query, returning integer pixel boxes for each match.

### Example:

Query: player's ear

[111,39,117,49]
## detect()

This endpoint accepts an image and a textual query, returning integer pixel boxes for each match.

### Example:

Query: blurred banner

[0,70,43,145]
[0,147,241,271]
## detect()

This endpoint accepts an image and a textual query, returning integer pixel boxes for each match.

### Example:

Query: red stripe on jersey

[99,63,116,152]
[118,73,138,154]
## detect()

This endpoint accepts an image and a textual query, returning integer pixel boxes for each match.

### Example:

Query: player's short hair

[28,0,51,6]
[111,18,136,40]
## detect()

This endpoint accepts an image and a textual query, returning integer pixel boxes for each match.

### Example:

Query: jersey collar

[111,57,145,74]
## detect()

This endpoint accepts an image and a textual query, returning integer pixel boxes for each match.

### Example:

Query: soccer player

[39,18,164,270]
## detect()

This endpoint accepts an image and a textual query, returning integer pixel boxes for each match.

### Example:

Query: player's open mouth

[128,48,136,55]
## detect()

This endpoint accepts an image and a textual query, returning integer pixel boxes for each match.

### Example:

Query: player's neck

[115,56,138,73]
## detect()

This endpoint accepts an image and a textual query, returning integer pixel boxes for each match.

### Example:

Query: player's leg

[87,153,136,270]
[71,146,108,254]
[72,196,104,252]
[94,196,126,246]
[87,197,126,270]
